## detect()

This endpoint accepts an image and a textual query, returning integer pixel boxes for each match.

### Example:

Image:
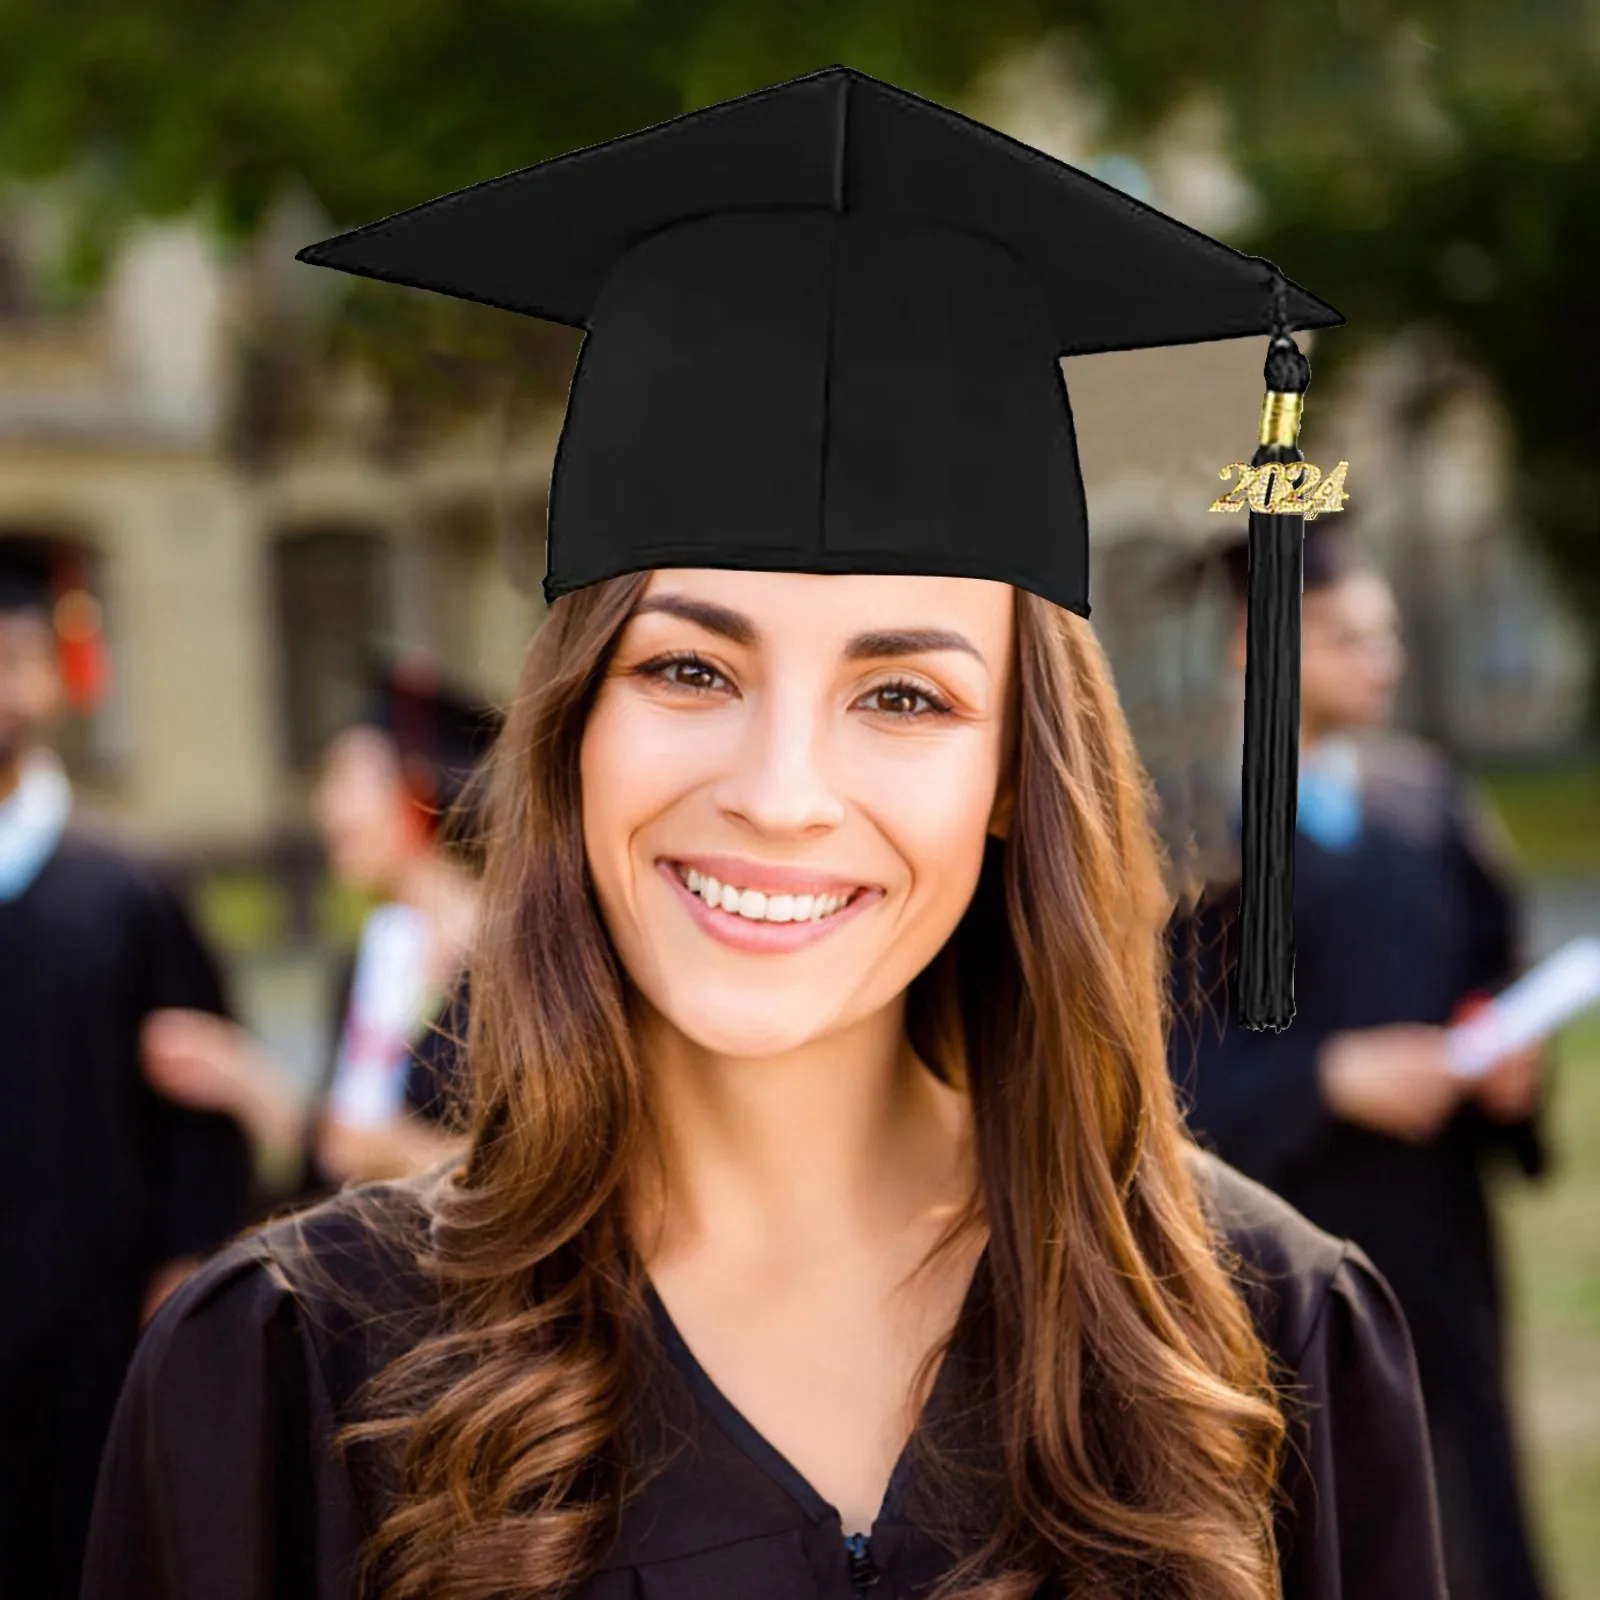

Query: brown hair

[343,574,1286,1599]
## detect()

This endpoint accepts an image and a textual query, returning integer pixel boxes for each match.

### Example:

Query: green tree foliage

[1,0,1594,695]
[1248,70,1599,713]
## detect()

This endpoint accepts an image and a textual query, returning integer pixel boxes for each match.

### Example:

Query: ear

[987,775,1014,840]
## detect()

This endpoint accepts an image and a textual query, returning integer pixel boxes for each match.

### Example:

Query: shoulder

[1353,727,1447,785]
[250,1174,437,1279]
[1354,731,1459,843]
[1187,1148,1374,1367]
[44,825,150,892]
[134,1177,443,1408]
[44,824,193,921]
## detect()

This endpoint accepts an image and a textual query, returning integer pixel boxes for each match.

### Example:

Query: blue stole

[0,751,72,902]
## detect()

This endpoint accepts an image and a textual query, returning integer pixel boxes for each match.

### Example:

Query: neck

[631,999,974,1272]
[0,748,31,806]
[1300,716,1342,754]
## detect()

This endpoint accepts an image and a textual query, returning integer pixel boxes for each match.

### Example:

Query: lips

[667,853,868,898]
[655,857,882,954]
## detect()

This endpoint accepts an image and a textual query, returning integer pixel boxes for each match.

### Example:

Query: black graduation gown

[1167,731,1548,1600]
[0,827,253,1599]
[82,1153,1447,1600]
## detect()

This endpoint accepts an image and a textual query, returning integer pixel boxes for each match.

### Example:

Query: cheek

[579,695,699,906]
[846,727,1003,946]
[859,737,997,866]
[19,664,53,717]
[1301,649,1340,700]
[328,779,407,864]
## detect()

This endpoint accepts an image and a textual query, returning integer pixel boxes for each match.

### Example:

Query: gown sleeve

[81,1239,368,1600]
[1277,1243,1449,1599]
[139,868,254,1264]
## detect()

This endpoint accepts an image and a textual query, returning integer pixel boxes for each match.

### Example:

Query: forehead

[1304,569,1395,629]
[632,568,1015,638]
[323,723,401,769]
[0,608,55,652]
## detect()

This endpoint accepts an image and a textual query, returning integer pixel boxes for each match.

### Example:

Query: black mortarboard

[298,65,1345,1029]
[359,654,503,819]
[0,538,56,618]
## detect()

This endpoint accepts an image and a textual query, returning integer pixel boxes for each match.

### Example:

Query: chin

[648,972,852,1060]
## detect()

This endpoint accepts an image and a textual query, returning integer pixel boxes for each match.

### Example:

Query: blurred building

[0,207,547,867]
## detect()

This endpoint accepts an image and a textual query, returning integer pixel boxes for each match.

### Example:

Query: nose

[711,682,846,838]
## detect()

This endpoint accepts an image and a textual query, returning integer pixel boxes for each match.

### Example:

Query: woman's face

[312,725,421,894]
[581,569,1015,1059]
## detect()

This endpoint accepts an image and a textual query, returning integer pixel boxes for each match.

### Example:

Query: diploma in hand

[1445,935,1600,1080]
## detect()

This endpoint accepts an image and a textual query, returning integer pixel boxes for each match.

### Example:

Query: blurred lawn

[1468,755,1600,1595]
[193,867,372,954]
[1476,752,1600,874]
[1502,1014,1600,1600]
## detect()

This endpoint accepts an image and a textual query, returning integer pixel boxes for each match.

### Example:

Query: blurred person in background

[1167,521,1551,1600]
[0,537,251,1598]
[141,655,499,1198]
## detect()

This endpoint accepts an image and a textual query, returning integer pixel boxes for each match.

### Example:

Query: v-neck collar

[643,1243,991,1533]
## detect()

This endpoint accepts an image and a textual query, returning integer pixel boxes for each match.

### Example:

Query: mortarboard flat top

[0,538,56,617]
[298,65,1343,615]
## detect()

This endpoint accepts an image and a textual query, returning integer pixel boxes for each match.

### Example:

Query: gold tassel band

[1258,391,1304,448]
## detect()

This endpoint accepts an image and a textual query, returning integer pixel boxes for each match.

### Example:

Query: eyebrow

[630,594,986,666]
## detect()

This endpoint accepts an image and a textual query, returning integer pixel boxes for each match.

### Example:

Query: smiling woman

[83,66,1443,1600]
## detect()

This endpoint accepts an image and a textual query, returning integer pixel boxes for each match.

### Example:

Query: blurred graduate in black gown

[0,538,251,1597]
[1167,522,1552,1600]
[141,654,498,1201]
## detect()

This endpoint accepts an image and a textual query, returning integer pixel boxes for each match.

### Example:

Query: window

[273,527,394,771]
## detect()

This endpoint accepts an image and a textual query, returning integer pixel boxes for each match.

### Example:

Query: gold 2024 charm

[1209,460,1350,520]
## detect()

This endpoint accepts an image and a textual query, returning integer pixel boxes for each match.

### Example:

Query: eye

[859,678,954,719]
[631,653,732,695]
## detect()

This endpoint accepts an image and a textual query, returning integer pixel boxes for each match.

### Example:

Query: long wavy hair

[342,573,1287,1600]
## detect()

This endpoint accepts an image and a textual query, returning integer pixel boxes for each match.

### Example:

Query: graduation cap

[297,64,1345,1030]
[0,538,55,618]
[358,653,503,823]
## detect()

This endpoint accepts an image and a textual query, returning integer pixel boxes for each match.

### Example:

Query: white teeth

[674,868,856,925]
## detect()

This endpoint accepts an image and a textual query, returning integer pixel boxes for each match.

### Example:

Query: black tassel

[1232,329,1310,1031]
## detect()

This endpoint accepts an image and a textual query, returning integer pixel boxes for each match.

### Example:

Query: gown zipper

[844,1530,880,1594]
